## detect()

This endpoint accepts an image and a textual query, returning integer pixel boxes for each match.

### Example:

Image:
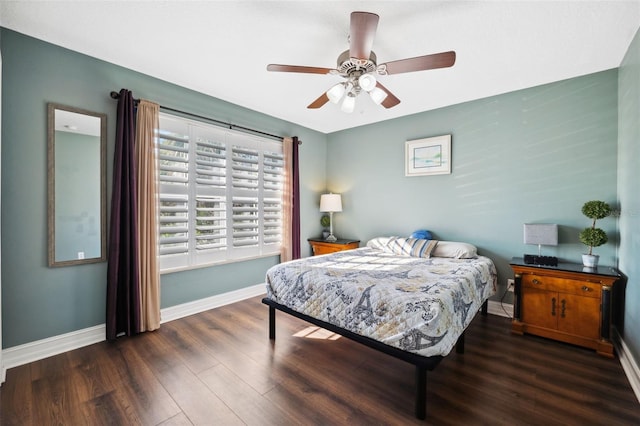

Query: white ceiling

[2,1,639,134]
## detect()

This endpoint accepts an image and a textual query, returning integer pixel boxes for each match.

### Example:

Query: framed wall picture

[405,134,451,177]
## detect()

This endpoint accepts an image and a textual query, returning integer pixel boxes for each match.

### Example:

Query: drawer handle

[581,286,592,292]
[551,297,556,316]
[561,299,566,318]
[532,279,541,285]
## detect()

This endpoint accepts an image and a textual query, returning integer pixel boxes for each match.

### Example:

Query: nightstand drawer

[521,274,601,298]
[308,238,360,256]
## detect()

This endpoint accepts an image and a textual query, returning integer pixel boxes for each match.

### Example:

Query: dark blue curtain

[106,89,140,340]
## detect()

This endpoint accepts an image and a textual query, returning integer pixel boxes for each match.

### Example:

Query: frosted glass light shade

[369,87,388,105]
[327,83,345,104]
[341,94,355,113]
[320,193,342,212]
[358,74,377,92]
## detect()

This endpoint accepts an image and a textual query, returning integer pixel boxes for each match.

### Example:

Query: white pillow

[367,236,438,258]
[366,236,392,249]
[431,241,477,259]
[384,236,439,258]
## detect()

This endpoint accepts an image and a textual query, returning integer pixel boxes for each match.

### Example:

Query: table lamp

[320,193,342,242]
[523,223,558,266]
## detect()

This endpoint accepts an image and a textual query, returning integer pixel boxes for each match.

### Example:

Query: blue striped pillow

[385,237,439,258]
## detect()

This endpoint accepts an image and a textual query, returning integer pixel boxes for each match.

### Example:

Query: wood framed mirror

[47,103,107,267]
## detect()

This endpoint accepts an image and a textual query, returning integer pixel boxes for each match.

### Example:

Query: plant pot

[582,254,599,268]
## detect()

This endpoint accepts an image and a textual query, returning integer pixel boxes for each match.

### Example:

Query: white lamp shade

[369,87,388,105]
[320,193,342,212]
[341,94,355,113]
[523,223,558,246]
[327,83,345,104]
[358,73,377,92]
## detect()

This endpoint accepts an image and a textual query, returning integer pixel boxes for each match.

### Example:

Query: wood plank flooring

[2,295,639,425]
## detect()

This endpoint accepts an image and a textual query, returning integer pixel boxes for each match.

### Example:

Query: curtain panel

[135,100,161,332]
[281,136,301,262]
[106,89,140,340]
[281,138,294,262]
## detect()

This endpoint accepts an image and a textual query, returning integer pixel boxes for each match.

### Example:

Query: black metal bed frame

[262,297,489,420]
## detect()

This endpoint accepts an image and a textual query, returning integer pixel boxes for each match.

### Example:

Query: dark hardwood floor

[1,295,639,425]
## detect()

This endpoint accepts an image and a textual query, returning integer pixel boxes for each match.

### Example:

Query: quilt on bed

[265,247,497,358]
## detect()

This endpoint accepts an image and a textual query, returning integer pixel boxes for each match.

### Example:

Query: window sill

[160,252,281,275]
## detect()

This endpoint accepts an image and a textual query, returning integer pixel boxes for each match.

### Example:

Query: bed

[263,236,497,419]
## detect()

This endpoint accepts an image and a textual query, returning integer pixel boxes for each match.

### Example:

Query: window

[157,113,283,271]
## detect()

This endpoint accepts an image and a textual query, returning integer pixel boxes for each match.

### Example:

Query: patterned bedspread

[265,247,497,357]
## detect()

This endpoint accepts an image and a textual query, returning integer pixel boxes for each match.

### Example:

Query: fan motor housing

[336,50,378,76]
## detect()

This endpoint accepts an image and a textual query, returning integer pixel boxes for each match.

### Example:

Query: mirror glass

[48,103,107,267]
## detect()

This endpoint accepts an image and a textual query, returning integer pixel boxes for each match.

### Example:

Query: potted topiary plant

[579,200,611,267]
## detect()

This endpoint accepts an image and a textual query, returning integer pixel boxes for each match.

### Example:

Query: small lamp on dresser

[523,223,558,266]
[320,193,342,242]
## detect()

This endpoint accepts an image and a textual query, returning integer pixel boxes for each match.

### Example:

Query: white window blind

[158,113,283,271]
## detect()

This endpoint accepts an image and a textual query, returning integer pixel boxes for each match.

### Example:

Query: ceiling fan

[266,11,456,113]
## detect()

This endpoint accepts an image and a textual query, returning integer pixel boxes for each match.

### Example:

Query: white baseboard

[160,283,265,323]
[1,284,266,375]
[2,324,106,372]
[613,327,640,403]
[487,300,513,318]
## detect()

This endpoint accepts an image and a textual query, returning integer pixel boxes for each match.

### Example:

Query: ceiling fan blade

[307,92,330,109]
[267,64,334,75]
[379,51,456,75]
[349,11,379,60]
[375,82,401,108]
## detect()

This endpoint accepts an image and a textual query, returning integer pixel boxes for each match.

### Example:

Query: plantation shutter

[262,147,284,247]
[157,113,283,271]
[230,139,260,256]
[193,126,228,263]
[157,118,190,269]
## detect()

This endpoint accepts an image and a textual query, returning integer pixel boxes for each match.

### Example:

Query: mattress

[265,247,497,358]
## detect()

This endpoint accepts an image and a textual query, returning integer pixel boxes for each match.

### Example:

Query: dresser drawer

[521,274,601,298]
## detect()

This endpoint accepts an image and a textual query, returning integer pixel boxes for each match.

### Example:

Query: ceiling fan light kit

[267,11,456,113]
[326,73,385,112]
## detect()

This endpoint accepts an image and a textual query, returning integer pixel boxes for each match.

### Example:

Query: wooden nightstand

[308,238,360,256]
[510,257,620,357]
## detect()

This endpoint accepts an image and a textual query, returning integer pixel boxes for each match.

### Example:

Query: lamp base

[524,254,558,266]
[325,234,337,242]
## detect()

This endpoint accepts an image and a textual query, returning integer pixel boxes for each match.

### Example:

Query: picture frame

[405,134,452,177]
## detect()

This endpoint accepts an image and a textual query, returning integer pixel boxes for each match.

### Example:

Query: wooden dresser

[308,238,360,256]
[510,257,620,357]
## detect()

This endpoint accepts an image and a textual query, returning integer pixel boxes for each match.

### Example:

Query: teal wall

[326,70,619,299]
[0,29,327,348]
[618,28,640,364]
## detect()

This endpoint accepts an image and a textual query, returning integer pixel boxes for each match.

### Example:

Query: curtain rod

[109,91,299,144]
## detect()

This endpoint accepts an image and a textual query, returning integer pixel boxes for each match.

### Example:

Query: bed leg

[268,306,276,339]
[415,365,427,420]
[456,330,466,354]
[481,299,488,316]
[456,330,465,354]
